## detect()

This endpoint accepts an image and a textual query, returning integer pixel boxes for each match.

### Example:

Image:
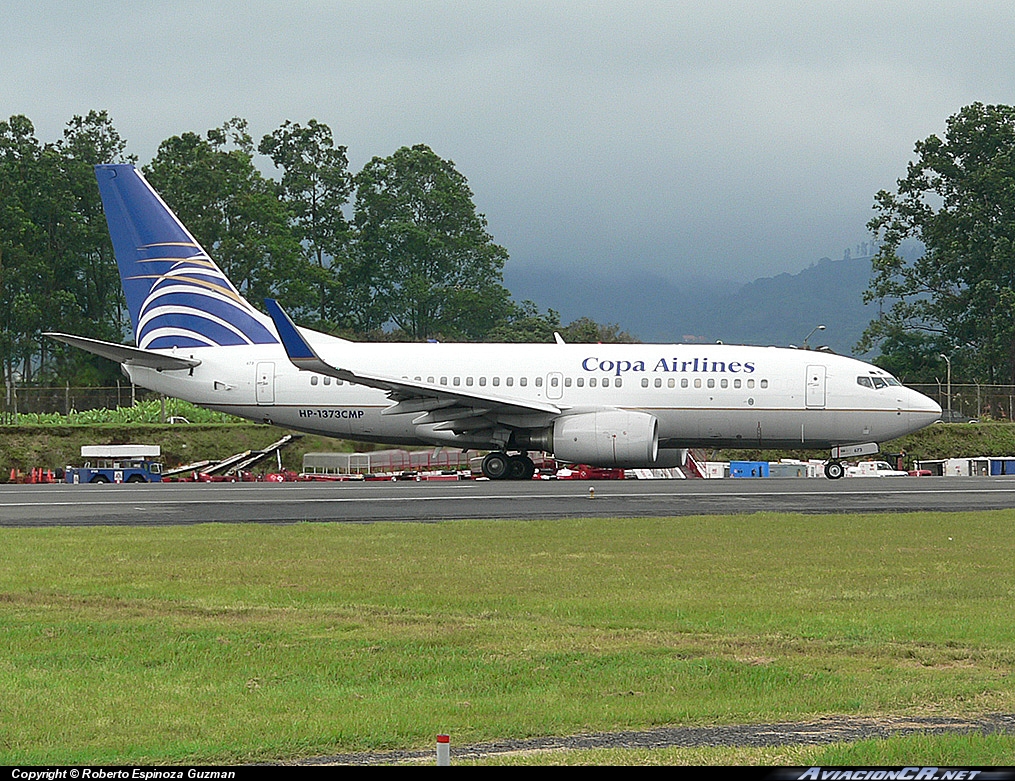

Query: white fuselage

[125,340,941,451]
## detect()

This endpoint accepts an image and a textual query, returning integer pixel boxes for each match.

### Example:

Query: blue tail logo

[95,164,278,350]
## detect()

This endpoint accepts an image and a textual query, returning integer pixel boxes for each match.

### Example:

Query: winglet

[263,299,321,366]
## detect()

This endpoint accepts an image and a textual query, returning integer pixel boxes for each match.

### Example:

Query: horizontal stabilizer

[45,332,201,371]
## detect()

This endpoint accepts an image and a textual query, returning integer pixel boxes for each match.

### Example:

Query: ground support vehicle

[64,445,163,484]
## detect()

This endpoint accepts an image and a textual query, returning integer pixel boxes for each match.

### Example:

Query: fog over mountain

[504,252,880,357]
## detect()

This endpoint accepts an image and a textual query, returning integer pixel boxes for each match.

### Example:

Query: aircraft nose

[908,388,942,422]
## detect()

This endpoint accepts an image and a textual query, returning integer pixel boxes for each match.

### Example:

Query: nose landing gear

[824,460,844,480]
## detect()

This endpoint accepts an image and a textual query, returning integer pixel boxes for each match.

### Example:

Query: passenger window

[681,378,688,388]
[441,377,448,385]
[590,378,597,388]
[506,377,513,387]
[311,376,318,386]
[337,379,343,385]
[324,376,331,386]
[615,378,622,387]
[479,377,486,386]
[427,376,434,384]
[720,379,728,388]
[642,378,650,388]
[577,377,585,387]
[668,378,675,388]
[603,377,610,387]
[550,377,558,387]
[564,378,572,387]
[535,377,543,387]
[520,377,527,387]
[707,378,715,388]
[654,378,662,388]
[694,378,702,388]
[453,377,461,386]
[760,379,769,388]
[747,379,755,388]
[492,377,500,386]
[734,379,741,388]
[466,377,473,386]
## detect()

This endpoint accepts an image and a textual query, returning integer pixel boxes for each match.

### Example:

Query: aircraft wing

[263,300,561,432]
[45,332,202,371]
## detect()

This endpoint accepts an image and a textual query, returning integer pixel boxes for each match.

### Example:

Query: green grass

[1,512,1013,764]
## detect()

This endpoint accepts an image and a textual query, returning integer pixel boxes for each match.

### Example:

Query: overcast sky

[5,1,1015,289]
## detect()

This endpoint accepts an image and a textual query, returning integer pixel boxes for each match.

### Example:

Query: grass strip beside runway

[1,512,1013,764]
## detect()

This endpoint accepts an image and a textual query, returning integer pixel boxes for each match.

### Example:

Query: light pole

[940,354,952,420]
[801,324,826,349]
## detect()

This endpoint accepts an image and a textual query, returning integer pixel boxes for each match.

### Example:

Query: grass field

[1,511,1013,764]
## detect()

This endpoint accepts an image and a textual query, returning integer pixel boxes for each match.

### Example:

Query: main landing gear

[481,452,536,480]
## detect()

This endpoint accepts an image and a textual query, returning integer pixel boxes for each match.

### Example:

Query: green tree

[869,326,954,384]
[352,144,512,340]
[863,103,1015,384]
[144,119,301,308]
[559,316,639,344]
[49,111,135,383]
[0,115,92,386]
[259,120,353,329]
[485,300,563,343]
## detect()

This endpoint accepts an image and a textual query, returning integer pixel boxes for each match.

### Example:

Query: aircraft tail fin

[95,164,278,349]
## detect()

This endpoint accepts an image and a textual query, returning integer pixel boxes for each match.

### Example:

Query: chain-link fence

[908,383,1015,421]
[1,383,161,423]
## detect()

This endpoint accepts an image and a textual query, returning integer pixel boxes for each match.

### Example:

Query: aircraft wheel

[508,454,536,480]
[824,461,845,480]
[481,452,511,480]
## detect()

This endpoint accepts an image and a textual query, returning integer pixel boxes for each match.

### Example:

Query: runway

[3,476,1015,526]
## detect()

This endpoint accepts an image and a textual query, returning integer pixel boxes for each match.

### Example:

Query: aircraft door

[256,362,275,404]
[805,364,826,408]
[546,372,564,400]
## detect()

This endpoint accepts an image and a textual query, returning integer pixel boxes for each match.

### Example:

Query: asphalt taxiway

[3,476,1015,526]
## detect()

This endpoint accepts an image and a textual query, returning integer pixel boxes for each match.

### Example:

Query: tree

[484,300,563,343]
[352,144,512,340]
[0,114,108,386]
[559,316,639,344]
[50,111,135,383]
[863,103,1015,384]
[144,119,301,308]
[259,120,354,329]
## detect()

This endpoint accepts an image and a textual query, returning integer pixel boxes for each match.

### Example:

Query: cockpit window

[859,374,901,389]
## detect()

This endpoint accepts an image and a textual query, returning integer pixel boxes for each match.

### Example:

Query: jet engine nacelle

[549,410,660,468]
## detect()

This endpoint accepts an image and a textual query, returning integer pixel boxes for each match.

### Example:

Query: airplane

[47,164,941,481]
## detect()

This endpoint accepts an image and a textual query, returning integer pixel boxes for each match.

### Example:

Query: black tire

[89,475,110,484]
[824,461,845,480]
[508,455,536,480]
[481,452,510,480]
[126,474,146,483]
